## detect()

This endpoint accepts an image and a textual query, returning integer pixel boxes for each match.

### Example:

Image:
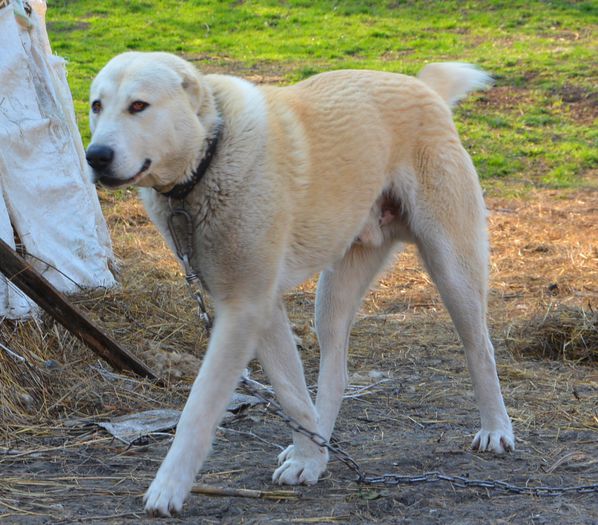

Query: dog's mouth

[97,159,152,188]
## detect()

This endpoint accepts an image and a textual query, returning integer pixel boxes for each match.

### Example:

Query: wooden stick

[191,483,299,500]
[0,238,159,382]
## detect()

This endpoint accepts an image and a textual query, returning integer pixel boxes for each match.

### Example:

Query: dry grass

[506,304,597,363]
[0,188,596,522]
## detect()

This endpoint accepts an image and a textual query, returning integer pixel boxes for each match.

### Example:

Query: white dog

[86,52,514,517]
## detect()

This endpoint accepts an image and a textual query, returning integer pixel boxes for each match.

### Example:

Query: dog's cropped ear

[167,55,218,129]
[179,66,218,125]
[181,71,202,114]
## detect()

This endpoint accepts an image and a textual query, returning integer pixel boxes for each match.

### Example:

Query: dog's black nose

[86,145,114,170]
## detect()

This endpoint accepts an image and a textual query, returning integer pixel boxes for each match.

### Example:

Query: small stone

[44,359,61,370]
[19,393,35,411]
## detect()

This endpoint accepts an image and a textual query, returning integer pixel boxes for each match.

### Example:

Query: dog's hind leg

[257,301,328,485]
[314,242,397,441]
[409,147,514,454]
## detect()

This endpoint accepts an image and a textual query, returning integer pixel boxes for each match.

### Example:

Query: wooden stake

[0,238,159,382]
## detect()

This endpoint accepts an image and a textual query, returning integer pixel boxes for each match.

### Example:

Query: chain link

[169,209,597,498]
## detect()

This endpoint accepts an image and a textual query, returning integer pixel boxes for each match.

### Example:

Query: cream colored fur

[87,52,514,517]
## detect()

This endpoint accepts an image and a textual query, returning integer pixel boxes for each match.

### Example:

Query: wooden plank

[0,238,159,382]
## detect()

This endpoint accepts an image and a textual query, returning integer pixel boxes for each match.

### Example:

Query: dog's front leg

[144,305,262,517]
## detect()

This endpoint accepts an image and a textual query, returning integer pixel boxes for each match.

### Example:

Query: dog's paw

[472,427,515,454]
[273,446,328,485]
[143,469,193,517]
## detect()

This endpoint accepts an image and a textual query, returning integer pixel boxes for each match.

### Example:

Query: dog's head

[86,52,217,191]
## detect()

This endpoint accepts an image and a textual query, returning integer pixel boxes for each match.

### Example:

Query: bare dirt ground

[1,189,596,524]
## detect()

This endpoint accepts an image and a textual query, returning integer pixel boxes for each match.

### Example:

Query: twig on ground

[0,341,30,366]
[191,484,299,500]
[0,437,113,461]
[52,512,143,523]
[344,379,392,399]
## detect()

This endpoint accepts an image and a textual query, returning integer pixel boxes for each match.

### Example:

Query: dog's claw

[277,445,294,466]
[472,427,515,454]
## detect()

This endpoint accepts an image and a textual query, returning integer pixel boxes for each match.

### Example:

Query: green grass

[46,0,597,189]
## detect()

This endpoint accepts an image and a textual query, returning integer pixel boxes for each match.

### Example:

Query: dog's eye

[129,100,150,114]
[91,100,102,114]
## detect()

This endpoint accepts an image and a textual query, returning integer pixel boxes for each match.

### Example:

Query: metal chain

[167,202,213,334]
[239,376,364,477]
[169,206,597,497]
[240,376,598,497]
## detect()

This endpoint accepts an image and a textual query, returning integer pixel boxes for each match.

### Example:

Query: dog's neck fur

[157,121,223,201]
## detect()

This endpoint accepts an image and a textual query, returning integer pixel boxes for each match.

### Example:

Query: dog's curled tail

[417,62,492,108]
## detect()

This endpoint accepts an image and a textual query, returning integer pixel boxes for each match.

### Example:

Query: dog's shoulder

[204,74,269,137]
[206,74,263,108]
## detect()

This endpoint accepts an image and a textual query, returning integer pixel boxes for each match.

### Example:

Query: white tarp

[0,1,116,318]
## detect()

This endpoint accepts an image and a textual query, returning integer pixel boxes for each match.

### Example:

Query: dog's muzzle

[86,145,151,188]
